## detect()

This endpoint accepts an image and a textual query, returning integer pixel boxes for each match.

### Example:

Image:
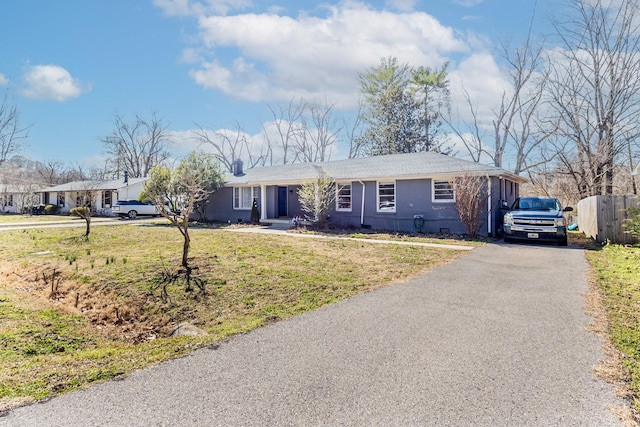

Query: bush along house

[206,152,526,237]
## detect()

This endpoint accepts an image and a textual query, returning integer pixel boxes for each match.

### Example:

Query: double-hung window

[377,181,396,212]
[336,183,352,211]
[233,186,259,210]
[102,191,112,207]
[433,180,455,202]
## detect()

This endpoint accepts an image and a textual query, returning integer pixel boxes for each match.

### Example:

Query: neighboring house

[206,152,526,236]
[37,178,149,215]
[1,183,42,214]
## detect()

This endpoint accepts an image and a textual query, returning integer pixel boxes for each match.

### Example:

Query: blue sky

[0,0,555,166]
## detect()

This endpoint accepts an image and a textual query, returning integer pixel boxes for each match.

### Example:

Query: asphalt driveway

[0,242,622,426]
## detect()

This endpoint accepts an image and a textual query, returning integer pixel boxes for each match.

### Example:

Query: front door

[278,186,288,217]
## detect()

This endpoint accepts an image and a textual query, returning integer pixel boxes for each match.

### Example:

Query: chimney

[232,159,244,176]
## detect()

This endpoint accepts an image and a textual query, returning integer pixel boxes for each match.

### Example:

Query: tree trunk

[181,223,190,269]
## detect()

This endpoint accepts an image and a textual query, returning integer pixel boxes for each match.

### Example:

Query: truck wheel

[559,236,568,246]
[128,210,138,219]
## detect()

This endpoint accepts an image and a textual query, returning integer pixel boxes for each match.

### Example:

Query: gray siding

[206,176,521,236]
[330,179,466,234]
[287,185,303,218]
[206,187,255,223]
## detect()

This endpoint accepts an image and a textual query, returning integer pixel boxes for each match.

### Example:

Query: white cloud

[385,0,418,12]
[450,52,508,120]
[452,0,484,6]
[21,64,90,102]
[0,74,9,86]
[154,0,252,16]
[186,1,468,107]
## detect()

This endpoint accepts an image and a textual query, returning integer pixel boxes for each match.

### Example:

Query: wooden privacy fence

[577,195,639,244]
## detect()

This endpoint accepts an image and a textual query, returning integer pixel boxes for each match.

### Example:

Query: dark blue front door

[278,186,288,217]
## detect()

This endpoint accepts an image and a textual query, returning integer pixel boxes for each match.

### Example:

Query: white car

[112,200,159,219]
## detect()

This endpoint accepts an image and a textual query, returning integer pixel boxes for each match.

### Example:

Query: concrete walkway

[0,243,622,426]
[0,216,163,231]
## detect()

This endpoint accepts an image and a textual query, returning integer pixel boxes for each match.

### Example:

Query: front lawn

[0,224,467,410]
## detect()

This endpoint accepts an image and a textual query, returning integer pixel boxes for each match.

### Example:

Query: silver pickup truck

[503,196,573,246]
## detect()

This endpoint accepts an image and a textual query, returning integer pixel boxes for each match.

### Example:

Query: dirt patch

[0,262,167,342]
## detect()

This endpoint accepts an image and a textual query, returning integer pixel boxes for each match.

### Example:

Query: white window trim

[233,186,260,210]
[376,180,396,213]
[335,182,352,212]
[432,179,456,203]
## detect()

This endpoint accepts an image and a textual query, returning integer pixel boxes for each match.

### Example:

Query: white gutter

[487,174,492,235]
[359,180,366,226]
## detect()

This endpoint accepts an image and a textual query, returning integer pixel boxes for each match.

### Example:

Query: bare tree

[446,86,486,163]
[141,151,224,290]
[547,0,640,197]
[0,90,29,166]
[492,31,550,175]
[36,159,68,185]
[263,99,306,165]
[451,174,488,238]
[295,100,341,162]
[345,98,366,158]
[101,113,170,178]
[194,122,266,173]
[70,185,96,238]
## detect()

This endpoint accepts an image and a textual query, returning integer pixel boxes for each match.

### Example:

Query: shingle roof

[38,177,149,193]
[225,152,525,185]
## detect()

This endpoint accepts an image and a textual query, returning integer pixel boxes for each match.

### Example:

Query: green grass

[586,243,640,413]
[0,214,77,223]
[0,223,468,409]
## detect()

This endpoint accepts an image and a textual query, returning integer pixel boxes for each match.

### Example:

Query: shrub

[70,207,91,218]
[624,207,640,239]
[298,177,335,227]
[250,198,260,224]
[451,174,488,239]
[44,204,60,215]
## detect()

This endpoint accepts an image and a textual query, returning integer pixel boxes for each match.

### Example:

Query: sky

[0,0,557,168]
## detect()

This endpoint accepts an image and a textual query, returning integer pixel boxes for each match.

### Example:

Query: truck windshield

[515,198,560,211]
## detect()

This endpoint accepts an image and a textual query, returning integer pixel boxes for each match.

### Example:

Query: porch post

[260,185,267,220]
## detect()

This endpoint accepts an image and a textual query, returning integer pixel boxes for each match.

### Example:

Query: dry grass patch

[288,226,484,246]
[0,224,467,410]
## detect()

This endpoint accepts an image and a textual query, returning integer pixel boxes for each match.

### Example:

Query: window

[102,191,112,207]
[233,186,260,210]
[336,183,352,211]
[377,181,396,212]
[57,193,65,207]
[433,180,455,202]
